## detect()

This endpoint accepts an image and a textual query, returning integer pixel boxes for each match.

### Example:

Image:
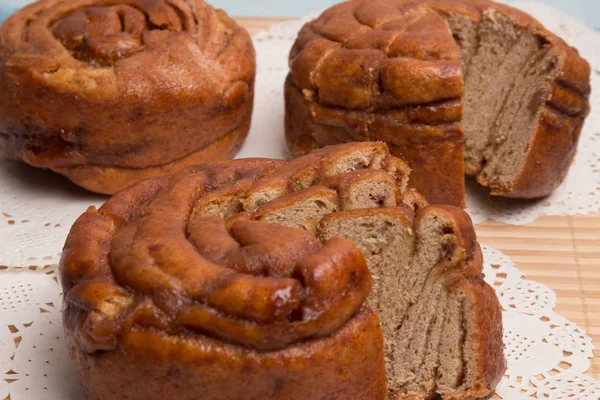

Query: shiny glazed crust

[60,143,399,400]
[0,0,255,194]
[285,0,590,202]
[65,307,385,400]
[60,142,504,399]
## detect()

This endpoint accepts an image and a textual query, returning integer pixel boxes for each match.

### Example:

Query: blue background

[0,0,599,29]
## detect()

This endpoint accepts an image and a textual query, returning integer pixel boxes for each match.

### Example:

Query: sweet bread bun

[285,0,590,205]
[60,142,505,399]
[0,0,255,194]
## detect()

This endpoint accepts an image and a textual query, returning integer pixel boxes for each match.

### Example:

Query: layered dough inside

[447,9,561,192]
[319,209,483,399]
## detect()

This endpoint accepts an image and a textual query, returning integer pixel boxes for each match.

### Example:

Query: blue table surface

[1,0,599,29]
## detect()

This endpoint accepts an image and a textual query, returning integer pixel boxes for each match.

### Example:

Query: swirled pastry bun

[60,143,505,400]
[0,0,255,194]
[285,0,590,205]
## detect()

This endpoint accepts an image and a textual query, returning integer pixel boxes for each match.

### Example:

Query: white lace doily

[0,245,597,399]
[0,2,599,266]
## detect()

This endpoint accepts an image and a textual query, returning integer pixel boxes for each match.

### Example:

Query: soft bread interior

[319,209,484,399]
[445,8,560,193]
[257,187,490,398]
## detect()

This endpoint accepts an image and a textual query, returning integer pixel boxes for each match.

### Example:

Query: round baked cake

[285,0,591,206]
[60,142,506,400]
[0,0,255,194]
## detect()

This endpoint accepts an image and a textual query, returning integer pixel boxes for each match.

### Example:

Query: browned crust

[285,0,591,201]
[0,0,256,194]
[285,76,466,206]
[64,306,387,400]
[457,273,507,398]
[50,115,251,195]
[285,74,319,158]
[387,139,465,207]
[285,1,467,206]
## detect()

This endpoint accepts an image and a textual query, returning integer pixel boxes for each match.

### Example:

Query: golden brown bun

[60,143,397,400]
[60,142,504,399]
[285,0,590,203]
[0,0,255,194]
[52,120,249,194]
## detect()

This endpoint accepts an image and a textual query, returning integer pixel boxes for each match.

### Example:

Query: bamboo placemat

[237,17,600,381]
